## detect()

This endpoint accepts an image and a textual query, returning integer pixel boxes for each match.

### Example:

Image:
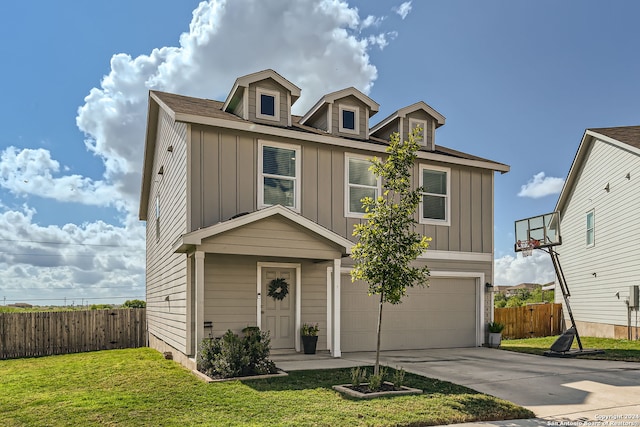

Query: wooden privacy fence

[0,309,147,360]
[494,303,563,339]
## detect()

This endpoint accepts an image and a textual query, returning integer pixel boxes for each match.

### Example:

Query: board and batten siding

[204,255,329,350]
[189,126,494,255]
[558,138,640,327]
[146,108,189,353]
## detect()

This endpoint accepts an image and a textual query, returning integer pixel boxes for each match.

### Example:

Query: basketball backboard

[514,211,561,252]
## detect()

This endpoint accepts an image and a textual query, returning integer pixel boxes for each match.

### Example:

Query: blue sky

[0,0,638,305]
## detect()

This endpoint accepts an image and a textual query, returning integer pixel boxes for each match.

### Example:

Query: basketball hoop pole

[543,247,583,351]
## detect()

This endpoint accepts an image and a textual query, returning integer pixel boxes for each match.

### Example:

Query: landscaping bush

[197,329,277,379]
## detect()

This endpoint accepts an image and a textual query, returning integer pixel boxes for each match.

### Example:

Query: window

[256,87,280,121]
[419,165,450,225]
[258,141,300,211]
[339,105,359,134]
[586,210,595,247]
[345,155,380,217]
[155,195,160,242]
[409,118,427,146]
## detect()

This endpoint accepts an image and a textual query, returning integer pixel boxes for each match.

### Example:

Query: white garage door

[341,276,478,352]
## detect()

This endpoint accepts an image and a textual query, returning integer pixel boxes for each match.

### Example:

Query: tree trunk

[374,290,384,375]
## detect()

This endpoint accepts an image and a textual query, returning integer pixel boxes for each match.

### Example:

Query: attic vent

[409,118,428,146]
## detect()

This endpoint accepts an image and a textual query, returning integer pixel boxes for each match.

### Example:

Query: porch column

[332,258,341,357]
[194,251,205,351]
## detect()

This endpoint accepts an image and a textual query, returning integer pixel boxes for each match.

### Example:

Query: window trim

[339,105,359,135]
[258,140,301,212]
[344,153,381,218]
[586,209,595,248]
[409,118,428,146]
[155,194,160,242]
[419,164,451,226]
[256,87,280,122]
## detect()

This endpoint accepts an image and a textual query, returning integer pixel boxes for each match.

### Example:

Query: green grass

[501,336,640,361]
[0,348,533,426]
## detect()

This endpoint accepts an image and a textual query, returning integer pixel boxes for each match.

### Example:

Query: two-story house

[554,126,640,339]
[139,69,509,369]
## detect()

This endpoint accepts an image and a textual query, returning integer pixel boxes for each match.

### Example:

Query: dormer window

[409,118,427,146]
[339,105,359,135]
[256,87,280,121]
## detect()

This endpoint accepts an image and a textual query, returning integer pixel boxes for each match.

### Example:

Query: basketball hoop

[516,239,539,257]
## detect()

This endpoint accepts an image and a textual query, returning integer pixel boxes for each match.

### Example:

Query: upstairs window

[339,105,359,134]
[258,141,300,211]
[420,165,450,225]
[586,210,595,247]
[155,195,160,242]
[409,118,427,146]
[345,155,380,217]
[256,87,280,121]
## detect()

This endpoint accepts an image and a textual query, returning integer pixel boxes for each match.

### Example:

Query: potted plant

[487,321,505,348]
[301,323,319,354]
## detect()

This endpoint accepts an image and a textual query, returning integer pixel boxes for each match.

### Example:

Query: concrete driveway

[274,347,640,425]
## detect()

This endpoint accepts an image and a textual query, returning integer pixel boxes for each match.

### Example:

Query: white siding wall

[558,138,640,327]
[146,109,189,352]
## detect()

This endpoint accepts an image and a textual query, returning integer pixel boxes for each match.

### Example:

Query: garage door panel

[341,276,478,352]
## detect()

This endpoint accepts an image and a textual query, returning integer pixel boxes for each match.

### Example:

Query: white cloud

[0,205,145,304]
[494,250,556,287]
[393,1,412,20]
[75,0,388,219]
[3,0,402,304]
[517,171,565,198]
[0,147,124,209]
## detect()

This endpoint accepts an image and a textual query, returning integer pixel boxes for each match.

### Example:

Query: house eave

[173,111,509,173]
[172,205,353,256]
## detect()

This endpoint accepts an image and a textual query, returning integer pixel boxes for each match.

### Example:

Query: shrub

[488,321,505,333]
[350,366,367,387]
[122,299,146,308]
[301,323,319,336]
[197,329,277,379]
[392,366,406,388]
[368,367,386,391]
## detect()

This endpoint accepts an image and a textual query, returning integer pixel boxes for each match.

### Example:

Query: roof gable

[299,87,379,125]
[370,101,445,135]
[223,69,301,113]
[172,205,353,255]
[555,125,640,214]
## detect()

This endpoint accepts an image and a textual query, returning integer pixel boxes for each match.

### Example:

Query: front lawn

[0,348,533,426]
[500,336,640,362]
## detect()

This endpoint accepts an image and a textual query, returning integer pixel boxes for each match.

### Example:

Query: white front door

[262,268,296,349]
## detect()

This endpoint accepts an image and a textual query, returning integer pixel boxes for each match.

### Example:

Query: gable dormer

[299,87,379,140]
[370,101,445,151]
[223,69,301,128]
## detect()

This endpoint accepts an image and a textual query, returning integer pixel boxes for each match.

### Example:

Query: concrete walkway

[272,347,640,426]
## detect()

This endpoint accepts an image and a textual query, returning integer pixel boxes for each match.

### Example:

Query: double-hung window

[258,141,300,211]
[345,154,380,217]
[339,105,359,134]
[419,165,450,225]
[256,87,280,122]
[586,210,595,247]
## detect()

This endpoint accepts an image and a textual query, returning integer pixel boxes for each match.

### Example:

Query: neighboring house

[555,126,640,339]
[139,69,510,369]
[497,283,540,297]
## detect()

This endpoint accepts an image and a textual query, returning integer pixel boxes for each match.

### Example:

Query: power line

[0,252,144,257]
[0,238,142,248]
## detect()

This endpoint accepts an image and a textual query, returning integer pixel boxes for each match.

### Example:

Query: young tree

[350,128,431,375]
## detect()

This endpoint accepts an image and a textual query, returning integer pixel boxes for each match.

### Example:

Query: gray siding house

[139,69,510,369]
[555,126,640,339]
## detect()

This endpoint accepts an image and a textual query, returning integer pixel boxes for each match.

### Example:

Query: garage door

[341,276,478,352]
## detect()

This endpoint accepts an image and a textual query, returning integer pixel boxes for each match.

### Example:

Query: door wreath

[267,277,289,301]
